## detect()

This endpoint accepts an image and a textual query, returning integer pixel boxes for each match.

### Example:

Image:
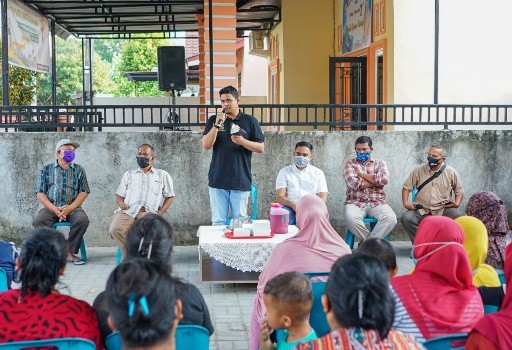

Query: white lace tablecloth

[198,225,299,272]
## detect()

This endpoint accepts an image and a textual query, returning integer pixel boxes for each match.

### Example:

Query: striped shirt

[343,158,390,207]
[115,167,175,218]
[390,286,425,342]
[36,161,90,207]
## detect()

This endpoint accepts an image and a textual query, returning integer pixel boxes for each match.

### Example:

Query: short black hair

[219,85,239,99]
[263,271,313,322]
[106,258,178,348]
[325,253,394,339]
[295,141,313,152]
[355,136,372,148]
[125,213,174,274]
[358,238,397,273]
[19,228,68,298]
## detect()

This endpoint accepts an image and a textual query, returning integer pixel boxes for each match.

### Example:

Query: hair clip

[357,289,364,320]
[147,241,153,259]
[138,237,145,256]
[128,293,136,317]
[128,293,150,317]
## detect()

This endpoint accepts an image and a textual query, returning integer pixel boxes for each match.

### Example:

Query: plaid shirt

[343,157,390,207]
[36,161,90,207]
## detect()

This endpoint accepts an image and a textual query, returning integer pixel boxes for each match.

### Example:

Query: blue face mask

[356,152,371,162]
[294,156,309,168]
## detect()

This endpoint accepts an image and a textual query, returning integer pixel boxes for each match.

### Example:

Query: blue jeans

[281,206,296,225]
[208,187,250,226]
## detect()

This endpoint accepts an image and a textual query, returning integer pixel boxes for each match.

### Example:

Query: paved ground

[59,242,415,350]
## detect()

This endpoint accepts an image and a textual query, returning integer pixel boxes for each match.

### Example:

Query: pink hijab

[249,195,351,350]
[391,216,483,340]
[472,244,512,349]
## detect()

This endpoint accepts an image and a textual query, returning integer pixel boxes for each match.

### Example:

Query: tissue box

[233,227,252,237]
[252,220,271,236]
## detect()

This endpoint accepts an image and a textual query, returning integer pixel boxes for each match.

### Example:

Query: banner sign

[342,0,372,54]
[7,0,51,73]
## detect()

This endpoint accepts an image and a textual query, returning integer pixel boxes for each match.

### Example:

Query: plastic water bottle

[270,203,289,234]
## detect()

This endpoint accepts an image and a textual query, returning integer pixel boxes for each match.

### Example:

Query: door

[329,57,367,130]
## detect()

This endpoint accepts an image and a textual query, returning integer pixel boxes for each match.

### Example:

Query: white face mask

[294,156,309,168]
[412,241,464,264]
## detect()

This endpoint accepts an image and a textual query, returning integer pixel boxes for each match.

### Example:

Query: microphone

[217,108,228,128]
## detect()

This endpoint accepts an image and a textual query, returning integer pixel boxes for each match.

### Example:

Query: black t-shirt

[203,111,264,191]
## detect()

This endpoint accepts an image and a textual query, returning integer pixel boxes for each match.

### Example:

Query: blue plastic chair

[226,183,258,225]
[52,222,87,262]
[0,267,8,292]
[105,332,121,350]
[484,304,499,314]
[345,217,378,249]
[116,247,123,265]
[495,269,505,285]
[0,338,95,350]
[303,272,331,337]
[175,325,210,349]
[422,333,468,350]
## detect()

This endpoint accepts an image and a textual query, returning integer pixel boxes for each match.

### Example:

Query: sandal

[67,256,85,265]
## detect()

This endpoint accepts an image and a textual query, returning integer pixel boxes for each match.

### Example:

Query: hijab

[391,216,483,340]
[455,216,501,287]
[472,244,512,349]
[249,195,351,350]
[466,191,510,269]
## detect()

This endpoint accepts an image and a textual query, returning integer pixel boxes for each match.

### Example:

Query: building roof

[22,0,281,39]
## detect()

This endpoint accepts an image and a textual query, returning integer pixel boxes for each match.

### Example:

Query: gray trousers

[345,203,398,241]
[33,208,90,254]
[401,208,464,243]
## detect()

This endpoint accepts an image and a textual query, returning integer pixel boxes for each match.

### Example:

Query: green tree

[113,37,169,97]
[36,37,117,105]
[0,41,36,106]
[94,38,124,63]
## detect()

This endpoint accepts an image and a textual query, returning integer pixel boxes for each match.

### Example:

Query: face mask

[62,150,75,163]
[136,156,151,168]
[294,156,309,168]
[356,152,371,162]
[427,156,441,167]
[412,241,463,264]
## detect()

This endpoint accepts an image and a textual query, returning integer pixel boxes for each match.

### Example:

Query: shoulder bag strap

[416,164,447,194]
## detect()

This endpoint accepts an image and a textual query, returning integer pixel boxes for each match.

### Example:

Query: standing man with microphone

[202,86,265,225]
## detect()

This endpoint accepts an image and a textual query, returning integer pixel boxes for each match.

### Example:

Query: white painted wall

[393,0,512,130]
[241,36,269,99]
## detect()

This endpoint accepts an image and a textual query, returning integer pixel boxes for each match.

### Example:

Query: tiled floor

[59,242,414,350]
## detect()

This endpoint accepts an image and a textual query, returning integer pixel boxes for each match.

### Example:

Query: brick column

[200,0,238,110]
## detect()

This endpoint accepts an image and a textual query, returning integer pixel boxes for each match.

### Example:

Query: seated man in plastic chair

[343,136,397,245]
[109,144,175,256]
[275,141,328,225]
[401,144,464,243]
[34,138,90,265]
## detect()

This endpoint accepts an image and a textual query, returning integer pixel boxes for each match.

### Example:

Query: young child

[259,271,317,350]
[358,237,398,278]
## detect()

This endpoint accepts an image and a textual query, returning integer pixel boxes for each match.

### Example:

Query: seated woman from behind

[0,228,101,348]
[106,258,182,350]
[466,232,512,350]
[94,213,213,342]
[455,216,501,287]
[465,191,511,270]
[249,194,352,350]
[296,253,423,349]
[391,216,483,342]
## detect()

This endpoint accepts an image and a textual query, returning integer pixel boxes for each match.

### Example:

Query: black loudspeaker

[157,46,186,91]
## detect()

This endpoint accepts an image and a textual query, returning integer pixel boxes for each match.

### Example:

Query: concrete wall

[1,130,510,245]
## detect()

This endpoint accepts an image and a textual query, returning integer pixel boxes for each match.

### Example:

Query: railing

[1,104,511,132]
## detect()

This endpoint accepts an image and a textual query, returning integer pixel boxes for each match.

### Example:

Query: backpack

[0,241,19,289]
